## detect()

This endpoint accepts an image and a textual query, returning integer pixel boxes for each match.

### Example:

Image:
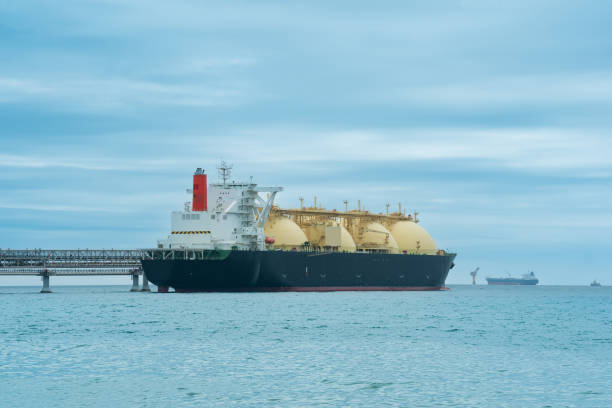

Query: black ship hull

[142,250,456,292]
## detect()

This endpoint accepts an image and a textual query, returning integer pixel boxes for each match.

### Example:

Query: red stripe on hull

[174,286,449,293]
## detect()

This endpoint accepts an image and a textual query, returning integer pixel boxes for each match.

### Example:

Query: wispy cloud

[226,127,612,172]
[0,203,119,213]
[0,78,52,96]
[161,57,257,76]
[0,76,247,111]
[393,73,612,108]
[0,153,191,171]
[2,126,611,173]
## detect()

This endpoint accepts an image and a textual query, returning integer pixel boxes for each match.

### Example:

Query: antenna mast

[217,161,233,186]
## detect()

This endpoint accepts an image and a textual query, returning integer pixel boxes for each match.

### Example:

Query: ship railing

[142,249,231,261]
[140,247,456,260]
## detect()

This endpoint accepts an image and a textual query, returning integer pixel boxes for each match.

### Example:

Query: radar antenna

[470,267,480,285]
[217,161,233,185]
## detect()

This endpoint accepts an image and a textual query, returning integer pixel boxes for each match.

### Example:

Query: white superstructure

[158,164,282,250]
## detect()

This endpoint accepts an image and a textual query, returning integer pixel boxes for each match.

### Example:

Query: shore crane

[470,267,480,285]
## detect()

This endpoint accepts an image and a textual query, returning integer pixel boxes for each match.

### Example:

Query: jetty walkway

[0,249,150,293]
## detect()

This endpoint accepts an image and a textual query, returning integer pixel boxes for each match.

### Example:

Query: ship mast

[217,161,233,186]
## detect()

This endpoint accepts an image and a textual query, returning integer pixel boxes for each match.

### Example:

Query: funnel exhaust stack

[192,168,207,211]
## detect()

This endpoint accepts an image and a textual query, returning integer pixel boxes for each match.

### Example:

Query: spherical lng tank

[355,222,399,254]
[264,215,308,249]
[338,224,357,252]
[389,221,438,254]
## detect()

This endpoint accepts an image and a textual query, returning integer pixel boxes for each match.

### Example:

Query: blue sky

[1,1,611,285]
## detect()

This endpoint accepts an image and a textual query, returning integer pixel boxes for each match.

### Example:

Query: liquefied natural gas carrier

[141,164,456,292]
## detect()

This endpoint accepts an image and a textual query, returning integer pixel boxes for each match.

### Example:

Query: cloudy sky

[1,1,611,285]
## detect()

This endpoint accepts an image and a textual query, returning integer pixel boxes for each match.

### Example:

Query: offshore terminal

[0,164,455,292]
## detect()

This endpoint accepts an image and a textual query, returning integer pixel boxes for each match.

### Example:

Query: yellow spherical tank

[264,215,308,249]
[339,225,357,252]
[390,221,438,254]
[356,222,399,254]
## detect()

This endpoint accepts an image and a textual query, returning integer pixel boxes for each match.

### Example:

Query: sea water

[0,285,610,407]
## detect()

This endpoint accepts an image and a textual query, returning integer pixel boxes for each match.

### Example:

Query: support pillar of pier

[141,272,151,292]
[157,286,169,293]
[130,274,140,292]
[41,273,51,293]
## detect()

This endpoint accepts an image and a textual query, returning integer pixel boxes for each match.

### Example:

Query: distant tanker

[142,164,456,292]
[486,272,539,285]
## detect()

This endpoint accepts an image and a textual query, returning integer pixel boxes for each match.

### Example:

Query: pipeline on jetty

[0,249,150,293]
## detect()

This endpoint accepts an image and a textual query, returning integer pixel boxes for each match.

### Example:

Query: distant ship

[486,271,538,285]
[590,280,602,287]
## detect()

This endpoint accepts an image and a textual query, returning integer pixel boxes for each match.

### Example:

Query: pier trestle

[0,249,151,293]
